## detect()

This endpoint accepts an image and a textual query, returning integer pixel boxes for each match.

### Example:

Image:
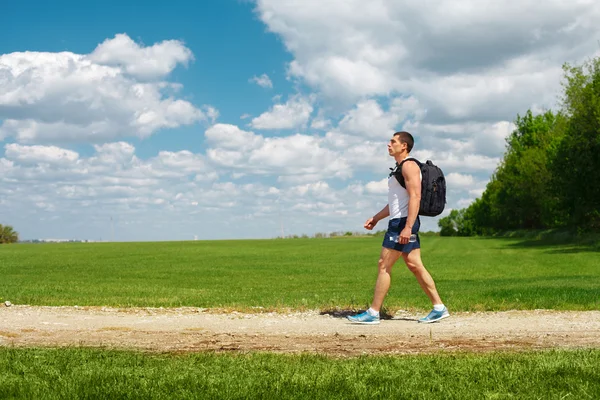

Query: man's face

[388,135,405,156]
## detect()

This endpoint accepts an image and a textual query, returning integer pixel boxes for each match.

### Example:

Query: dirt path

[1,306,599,356]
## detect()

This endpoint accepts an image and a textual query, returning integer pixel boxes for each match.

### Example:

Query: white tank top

[388,158,421,219]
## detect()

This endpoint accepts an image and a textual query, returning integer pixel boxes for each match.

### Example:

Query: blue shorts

[381,217,421,253]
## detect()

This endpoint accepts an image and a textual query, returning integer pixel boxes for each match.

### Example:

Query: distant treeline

[439,56,600,236]
[278,231,439,239]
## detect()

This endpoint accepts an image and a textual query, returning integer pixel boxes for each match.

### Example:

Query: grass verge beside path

[1,348,599,399]
[1,236,598,311]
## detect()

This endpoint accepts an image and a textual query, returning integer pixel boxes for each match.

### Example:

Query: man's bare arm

[373,205,390,222]
[364,205,389,230]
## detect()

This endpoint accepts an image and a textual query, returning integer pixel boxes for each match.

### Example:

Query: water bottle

[409,234,417,243]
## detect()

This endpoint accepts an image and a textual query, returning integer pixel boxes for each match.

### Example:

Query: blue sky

[2,0,293,154]
[1,1,599,241]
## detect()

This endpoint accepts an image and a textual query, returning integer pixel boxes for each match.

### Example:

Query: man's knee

[378,258,390,272]
[403,255,423,273]
[378,254,399,273]
[405,261,421,273]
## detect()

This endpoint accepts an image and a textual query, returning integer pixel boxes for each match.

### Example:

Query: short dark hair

[393,131,414,153]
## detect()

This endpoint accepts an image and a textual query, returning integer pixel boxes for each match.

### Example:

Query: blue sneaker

[347,311,380,325]
[418,307,450,323]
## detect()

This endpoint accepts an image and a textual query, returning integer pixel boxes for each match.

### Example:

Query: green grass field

[1,348,599,399]
[1,236,598,311]
[1,236,599,398]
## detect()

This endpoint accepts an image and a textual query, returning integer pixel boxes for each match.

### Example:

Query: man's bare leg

[402,248,442,305]
[370,247,403,312]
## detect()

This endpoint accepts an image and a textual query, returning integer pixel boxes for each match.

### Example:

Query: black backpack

[390,158,446,217]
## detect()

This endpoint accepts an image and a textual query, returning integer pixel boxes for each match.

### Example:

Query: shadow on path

[320,309,407,321]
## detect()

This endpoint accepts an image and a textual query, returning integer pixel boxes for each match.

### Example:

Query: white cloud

[5,143,79,165]
[337,97,424,138]
[404,120,515,163]
[204,106,219,123]
[437,153,501,174]
[256,0,600,119]
[325,131,389,172]
[249,73,273,88]
[0,142,221,230]
[154,150,209,174]
[205,123,264,150]
[310,115,331,130]
[469,188,485,198]
[2,142,216,185]
[290,181,336,202]
[88,33,194,79]
[445,172,475,189]
[92,142,136,165]
[0,136,470,239]
[408,61,563,123]
[365,178,388,195]
[250,95,313,130]
[474,121,514,156]
[0,34,211,143]
[205,123,353,182]
[0,158,14,174]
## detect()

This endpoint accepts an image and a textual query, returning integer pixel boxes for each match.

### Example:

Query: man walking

[347,131,449,324]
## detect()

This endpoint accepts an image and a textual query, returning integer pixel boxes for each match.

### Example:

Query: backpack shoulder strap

[394,157,421,188]
[399,157,422,168]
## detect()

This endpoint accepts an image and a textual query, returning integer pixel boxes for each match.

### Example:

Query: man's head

[388,131,414,158]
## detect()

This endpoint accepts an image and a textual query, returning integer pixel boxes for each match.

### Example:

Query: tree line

[439,56,600,236]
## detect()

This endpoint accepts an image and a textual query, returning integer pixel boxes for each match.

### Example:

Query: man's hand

[364,217,378,230]
[399,226,412,244]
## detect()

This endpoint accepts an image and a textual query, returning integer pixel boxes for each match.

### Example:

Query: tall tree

[463,109,566,232]
[553,58,600,230]
[437,208,479,236]
[498,110,567,229]
[442,56,600,235]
